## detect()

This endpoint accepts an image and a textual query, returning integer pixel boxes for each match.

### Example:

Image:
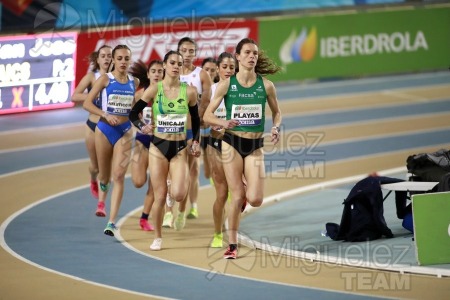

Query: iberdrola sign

[319,31,428,58]
[260,5,450,81]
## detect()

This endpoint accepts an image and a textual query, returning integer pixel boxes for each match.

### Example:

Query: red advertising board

[76,19,258,85]
[0,32,77,115]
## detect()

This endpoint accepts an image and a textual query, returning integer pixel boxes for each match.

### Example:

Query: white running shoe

[150,238,162,251]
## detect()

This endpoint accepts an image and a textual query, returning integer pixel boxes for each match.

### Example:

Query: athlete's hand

[223,119,240,129]
[190,141,201,157]
[271,126,280,145]
[103,112,119,126]
[141,124,154,135]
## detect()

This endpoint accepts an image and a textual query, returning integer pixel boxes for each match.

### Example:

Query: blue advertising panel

[0,32,77,114]
[0,0,405,33]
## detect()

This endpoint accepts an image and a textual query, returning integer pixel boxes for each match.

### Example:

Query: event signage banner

[259,6,450,81]
[0,32,77,114]
[413,192,450,266]
[75,19,258,85]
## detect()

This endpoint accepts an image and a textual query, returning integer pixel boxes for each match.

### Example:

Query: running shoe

[210,233,223,248]
[162,212,173,228]
[187,207,198,219]
[90,180,99,199]
[95,201,106,217]
[104,222,117,236]
[223,245,237,259]
[139,218,154,231]
[174,211,186,231]
[150,238,162,251]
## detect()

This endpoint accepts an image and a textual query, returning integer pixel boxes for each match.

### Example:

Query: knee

[247,195,263,207]
[111,171,126,184]
[131,170,147,188]
[172,191,185,203]
[132,177,146,188]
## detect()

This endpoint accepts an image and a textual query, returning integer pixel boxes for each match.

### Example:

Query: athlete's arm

[129,83,156,134]
[83,74,109,118]
[198,69,212,119]
[203,79,239,129]
[187,86,200,142]
[72,72,94,103]
[264,78,282,145]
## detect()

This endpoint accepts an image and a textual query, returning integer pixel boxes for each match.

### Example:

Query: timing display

[0,32,77,114]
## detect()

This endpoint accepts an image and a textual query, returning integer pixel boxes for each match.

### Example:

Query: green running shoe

[104,222,117,236]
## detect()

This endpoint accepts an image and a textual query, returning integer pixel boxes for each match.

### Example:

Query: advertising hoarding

[259,6,450,81]
[75,19,258,85]
[413,192,450,266]
[0,32,77,115]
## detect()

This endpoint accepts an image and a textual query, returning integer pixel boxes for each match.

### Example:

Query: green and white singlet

[224,74,267,133]
[153,81,189,134]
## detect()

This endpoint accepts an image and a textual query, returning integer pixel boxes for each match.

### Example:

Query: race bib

[106,94,133,116]
[143,107,152,124]
[214,100,226,120]
[231,104,262,126]
[156,114,187,134]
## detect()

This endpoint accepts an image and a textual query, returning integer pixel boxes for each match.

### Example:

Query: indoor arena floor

[1,71,449,299]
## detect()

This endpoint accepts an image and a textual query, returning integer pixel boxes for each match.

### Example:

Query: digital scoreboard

[0,32,77,115]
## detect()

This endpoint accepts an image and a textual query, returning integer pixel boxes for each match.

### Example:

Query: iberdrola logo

[280,27,317,66]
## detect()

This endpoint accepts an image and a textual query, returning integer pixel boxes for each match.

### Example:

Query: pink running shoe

[95,201,106,217]
[90,180,99,199]
[139,218,154,231]
[224,245,238,259]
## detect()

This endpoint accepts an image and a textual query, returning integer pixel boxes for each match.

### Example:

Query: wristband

[272,126,280,132]
[137,121,146,131]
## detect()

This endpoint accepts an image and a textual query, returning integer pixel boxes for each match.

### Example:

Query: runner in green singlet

[204,38,283,259]
[129,50,200,251]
